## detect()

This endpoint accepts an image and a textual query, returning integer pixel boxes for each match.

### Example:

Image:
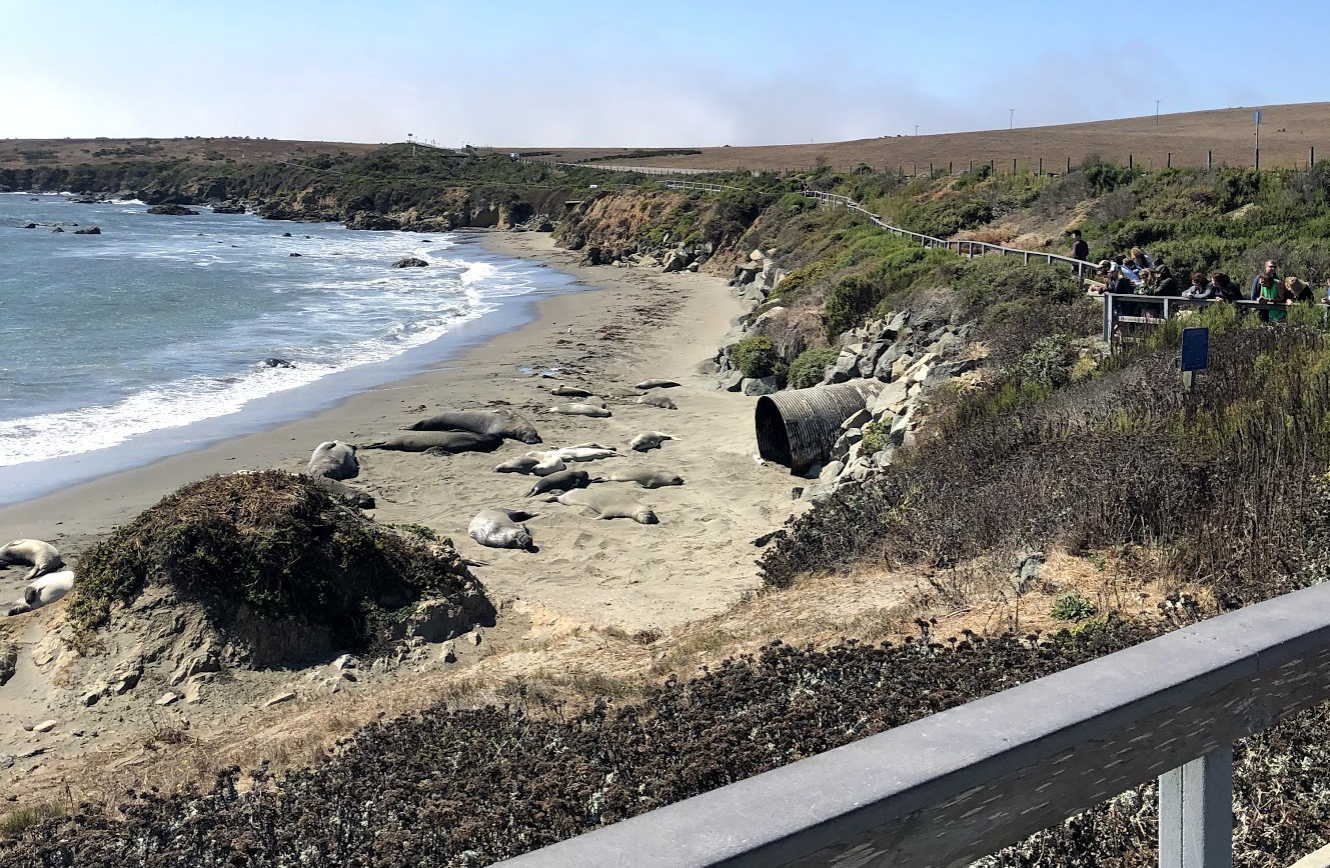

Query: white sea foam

[0,302,491,467]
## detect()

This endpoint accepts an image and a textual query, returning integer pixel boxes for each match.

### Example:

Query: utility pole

[1009,108,1014,129]
[914,125,919,136]
[408,132,416,156]
[1155,100,1161,125]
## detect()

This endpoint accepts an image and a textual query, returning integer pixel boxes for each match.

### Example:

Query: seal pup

[634,379,681,390]
[636,394,678,410]
[307,441,359,480]
[360,431,502,454]
[526,469,590,497]
[6,570,75,617]
[0,539,65,582]
[402,409,541,445]
[550,403,612,418]
[547,446,620,462]
[548,489,659,524]
[468,509,536,550]
[261,357,296,368]
[550,385,595,398]
[630,432,676,452]
[594,468,684,489]
[495,454,565,476]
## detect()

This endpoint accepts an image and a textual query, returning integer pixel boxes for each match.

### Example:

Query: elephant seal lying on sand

[403,409,541,445]
[6,570,74,616]
[594,468,684,489]
[495,453,566,476]
[0,539,65,582]
[550,403,611,418]
[526,469,589,497]
[360,431,502,454]
[636,394,678,410]
[550,385,595,398]
[548,489,658,524]
[630,431,676,452]
[468,508,535,550]
[307,440,359,480]
[634,379,680,390]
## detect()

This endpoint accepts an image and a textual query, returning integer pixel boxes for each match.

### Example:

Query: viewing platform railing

[493,581,1330,868]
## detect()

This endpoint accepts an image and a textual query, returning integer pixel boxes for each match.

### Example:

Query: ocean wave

[0,302,491,468]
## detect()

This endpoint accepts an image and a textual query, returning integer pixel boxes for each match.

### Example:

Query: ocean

[0,193,578,504]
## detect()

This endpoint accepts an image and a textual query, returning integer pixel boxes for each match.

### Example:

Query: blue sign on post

[1181,327,1209,372]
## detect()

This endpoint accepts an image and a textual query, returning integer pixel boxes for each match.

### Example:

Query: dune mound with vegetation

[70,471,493,667]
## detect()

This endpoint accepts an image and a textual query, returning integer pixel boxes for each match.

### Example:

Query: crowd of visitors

[1078,242,1330,320]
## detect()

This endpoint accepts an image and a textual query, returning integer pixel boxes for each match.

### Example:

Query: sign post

[1254,110,1262,171]
[1181,327,1209,393]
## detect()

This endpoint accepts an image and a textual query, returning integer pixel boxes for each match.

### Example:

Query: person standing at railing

[1256,271,1285,321]
[1070,229,1089,262]
[1250,260,1278,300]
[1211,272,1243,303]
[1285,276,1313,302]
[1181,272,1213,300]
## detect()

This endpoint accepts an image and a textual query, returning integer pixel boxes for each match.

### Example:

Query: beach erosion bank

[0,231,799,632]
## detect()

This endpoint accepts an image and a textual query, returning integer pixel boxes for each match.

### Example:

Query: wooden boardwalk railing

[491,581,1330,868]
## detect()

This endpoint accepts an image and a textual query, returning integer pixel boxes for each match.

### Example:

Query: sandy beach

[0,231,798,632]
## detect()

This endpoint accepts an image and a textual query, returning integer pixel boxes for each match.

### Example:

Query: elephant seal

[468,508,535,550]
[494,454,565,476]
[360,431,502,454]
[403,409,541,445]
[311,476,376,509]
[630,431,676,452]
[548,446,620,462]
[549,489,658,524]
[261,357,296,368]
[550,385,595,398]
[634,379,681,390]
[594,468,684,489]
[307,441,359,480]
[526,469,590,497]
[0,539,65,582]
[6,570,75,616]
[550,403,611,418]
[636,394,678,410]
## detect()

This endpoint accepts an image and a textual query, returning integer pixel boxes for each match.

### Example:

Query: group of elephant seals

[0,539,65,582]
[468,508,536,550]
[307,441,360,480]
[494,453,565,476]
[547,488,659,524]
[403,408,542,445]
[636,394,678,410]
[594,468,684,489]
[526,469,590,497]
[630,431,676,452]
[634,379,680,390]
[6,570,75,617]
[360,431,502,454]
[550,403,611,418]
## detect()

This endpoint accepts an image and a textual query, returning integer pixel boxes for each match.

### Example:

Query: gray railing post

[1158,747,1233,868]
[1103,293,1114,343]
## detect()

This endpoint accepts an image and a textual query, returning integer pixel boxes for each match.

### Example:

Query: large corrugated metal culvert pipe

[754,380,884,474]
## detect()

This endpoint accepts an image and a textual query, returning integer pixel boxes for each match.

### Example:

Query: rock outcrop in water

[146,204,199,216]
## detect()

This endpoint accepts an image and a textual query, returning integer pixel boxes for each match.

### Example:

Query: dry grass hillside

[498,102,1330,173]
[0,137,380,169]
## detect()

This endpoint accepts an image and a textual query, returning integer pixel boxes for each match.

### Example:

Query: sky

[3,0,1328,147]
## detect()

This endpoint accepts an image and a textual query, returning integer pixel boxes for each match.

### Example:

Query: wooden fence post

[1167,152,1172,168]
[1038,157,1043,176]
[1208,150,1213,169]
[1012,158,1017,174]
[1129,154,1133,171]
[1066,156,1072,174]
[1159,748,1233,868]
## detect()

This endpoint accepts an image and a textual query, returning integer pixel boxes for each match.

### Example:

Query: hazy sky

[3,0,1326,147]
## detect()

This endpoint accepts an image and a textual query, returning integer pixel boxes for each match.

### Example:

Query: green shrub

[860,418,892,455]
[788,346,838,388]
[824,275,883,339]
[730,335,780,378]
[1051,592,1099,621]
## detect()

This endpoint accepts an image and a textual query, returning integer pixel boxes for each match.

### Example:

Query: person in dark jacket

[1070,229,1089,262]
